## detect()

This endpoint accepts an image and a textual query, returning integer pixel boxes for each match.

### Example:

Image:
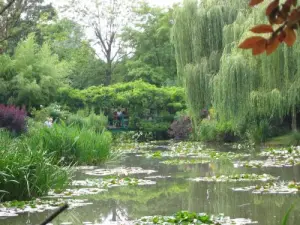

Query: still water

[1,142,300,225]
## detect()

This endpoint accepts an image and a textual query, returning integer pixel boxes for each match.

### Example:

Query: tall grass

[25,122,112,165]
[0,130,71,201]
[66,110,108,133]
[281,204,295,225]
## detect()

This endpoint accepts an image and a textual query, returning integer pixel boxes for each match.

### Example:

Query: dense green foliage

[26,122,112,165]
[58,80,186,135]
[0,130,70,201]
[173,0,300,142]
[0,34,68,109]
[121,3,177,86]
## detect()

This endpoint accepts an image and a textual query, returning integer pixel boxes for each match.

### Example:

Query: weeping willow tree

[214,1,300,133]
[174,0,300,139]
[172,0,248,126]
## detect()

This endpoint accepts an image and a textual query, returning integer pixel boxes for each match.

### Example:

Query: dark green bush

[197,119,236,142]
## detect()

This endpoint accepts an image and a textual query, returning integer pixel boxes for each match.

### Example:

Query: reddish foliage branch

[239,0,300,55]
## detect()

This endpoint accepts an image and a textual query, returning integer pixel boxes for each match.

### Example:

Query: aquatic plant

[0,198,92,218]
[282,204,296,225]
[71,177,156,189]
[48,188,107,198]
[161,158,210,165]
[189,173,278,183]
[233,181,300,194]
[83,167,157,176]
[136,211,256,224]
[260,147,300,158]
[146,147,250,160]
[234,158,300,168]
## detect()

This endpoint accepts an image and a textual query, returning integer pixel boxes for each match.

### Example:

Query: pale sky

[49,0,181,8]
[47,0,182,58]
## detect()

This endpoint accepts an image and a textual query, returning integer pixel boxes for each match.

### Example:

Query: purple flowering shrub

[168,116,192,140]
[0,104,27,134]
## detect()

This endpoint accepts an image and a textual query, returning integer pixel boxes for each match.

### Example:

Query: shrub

[25,123,112,165]
[0,130,70,201]
[66,110,108,133]
[58,80,186,131]
[197,119,236,142]
[139,120,171,140]
[32,103,69,123]
[245,119,270,145]
[168,116,192,140]
[0,104,27,134]
[290,131,300,146]
[197,119,218,142]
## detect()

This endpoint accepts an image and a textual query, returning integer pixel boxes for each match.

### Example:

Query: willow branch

[0,0,17,16]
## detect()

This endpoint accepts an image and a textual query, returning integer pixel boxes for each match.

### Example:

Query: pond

[1,142,300,225]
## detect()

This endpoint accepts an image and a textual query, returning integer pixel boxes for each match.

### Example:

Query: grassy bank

[264,132,300,147]
[0,123,112,202]
[0,130,70,201]
[26,123,112,165]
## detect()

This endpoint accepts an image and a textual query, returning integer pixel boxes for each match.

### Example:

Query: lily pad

[260,147,300,158]
[135,211,257,225]
[144,175,172,179]
[84,167,157,176]
[160,158,210,165]
[0,199,92,218]
[233,158,300,168]
[48,188,107,198]
[146,149,250,160]
[72,177,156,188]
[189,173,278,182]
[232,181,300,194]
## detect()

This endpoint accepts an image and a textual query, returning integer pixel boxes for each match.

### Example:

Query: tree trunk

[104,62,112,86]
[291,106,297,132]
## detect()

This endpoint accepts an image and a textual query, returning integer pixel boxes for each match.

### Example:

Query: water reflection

[1,143,300,225]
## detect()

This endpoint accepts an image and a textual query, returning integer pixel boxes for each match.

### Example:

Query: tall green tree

[38,17,106,88]
[173,0,300,137]
[214,1,300,132]
[121,2,178,86]
[0,0,54,52]
[0,34,69,109]
[172,0,247,124]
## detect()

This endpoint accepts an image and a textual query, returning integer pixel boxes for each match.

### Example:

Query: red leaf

[252,39,267,55]
[284,27,297,46]
[249,0,264,6]
[266,0,280,16]
[274,16,285,24]
[288,9,300,23]
[293,0,297,6]
[286,0,297,6]
[278,31,287,42]
[239,36,266,49]
[266,37,280,55]
[250,24,274,33]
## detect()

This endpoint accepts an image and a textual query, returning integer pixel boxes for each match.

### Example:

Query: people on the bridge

[44,117,53,128]
[116,109,123,127]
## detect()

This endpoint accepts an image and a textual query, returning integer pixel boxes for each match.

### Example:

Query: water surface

[1,142,300,225]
